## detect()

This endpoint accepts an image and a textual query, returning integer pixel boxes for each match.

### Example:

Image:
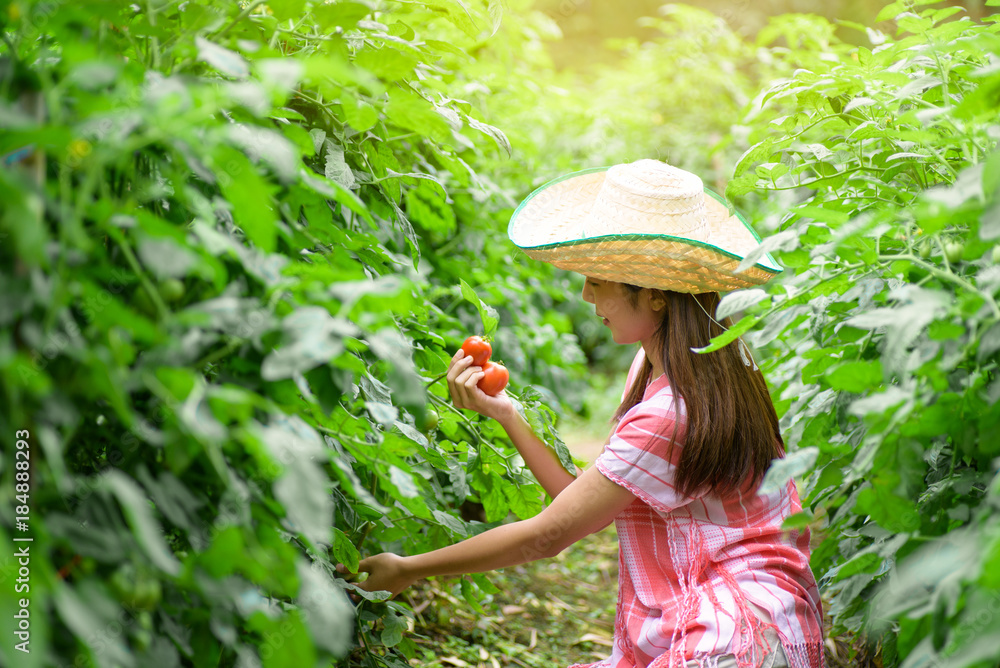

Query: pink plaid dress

[572,350,825,668]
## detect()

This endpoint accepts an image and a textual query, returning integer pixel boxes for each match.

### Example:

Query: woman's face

[581,277,665,345]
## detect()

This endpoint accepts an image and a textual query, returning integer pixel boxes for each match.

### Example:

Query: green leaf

[421,0,480,36]
[328,275,409,315]
[928,319,966,341]
[386,88,452,144]
[134,467,202,532]
[80,280,163,344]
[388,465,420,498]
[503,483,543,520]
[716,288,768,320]
[54,582,133,667]
[459,279,499,338]
[431,509,469,537]
[848,386,912,417]
[467,117,512,157]
[366,401,399,426]
[100,471,182,576]
[381,611,408,647]
[825,360,883,393]
[247,610,317,668]
[332,529,361,572]
[394,420,429,447]
[758,447,818,495]
[690,315,759,354]
[512,396,576,476]
[136,235,200,280]
[355,46,419,81]
[261,307,358,381]
[324,139,356,190]
[825,535,908,584]
[227,124,299,183]
[313,1,372,30]
[480,473,509,521]
[341,93,379,133]
[299,168,375,229]
[856,484,920,533]
[295,559,354,657]
[781,511,813,529]
[274,457,333,548]
[341,580,391,602]
[215,146,278,252]
[828,552,881,583]
[266,0,307,21]
[460,577,485,613]
[195,36,249,78]
[0,174,48,268]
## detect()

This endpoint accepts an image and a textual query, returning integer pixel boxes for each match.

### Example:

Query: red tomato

[461,336,492,367]
[478,362,509,396]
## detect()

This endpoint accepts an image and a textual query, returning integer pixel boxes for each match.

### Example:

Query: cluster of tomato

[461,336,508,396]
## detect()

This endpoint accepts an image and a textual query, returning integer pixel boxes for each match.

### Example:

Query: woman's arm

[447,350,586,498]
[346,465,636,597]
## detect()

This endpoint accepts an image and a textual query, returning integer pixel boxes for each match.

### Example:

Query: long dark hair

[612,286,784,498]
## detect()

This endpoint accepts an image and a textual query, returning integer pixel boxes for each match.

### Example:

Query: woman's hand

[339,553,415,599]
[447,349,514,423]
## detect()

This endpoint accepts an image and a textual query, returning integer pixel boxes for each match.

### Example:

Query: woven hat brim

[507,166,783,293]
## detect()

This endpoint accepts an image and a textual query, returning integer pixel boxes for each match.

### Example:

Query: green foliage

[724,3,1000,665]
[5,0,1000,664]
[0,1,587,666]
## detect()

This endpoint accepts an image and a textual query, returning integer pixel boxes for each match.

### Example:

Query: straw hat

[507,159,782,294]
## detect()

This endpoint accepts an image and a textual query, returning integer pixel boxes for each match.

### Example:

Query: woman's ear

[647,290,667,313]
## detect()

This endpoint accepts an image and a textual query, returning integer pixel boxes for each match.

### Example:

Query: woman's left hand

[338,553,415,599]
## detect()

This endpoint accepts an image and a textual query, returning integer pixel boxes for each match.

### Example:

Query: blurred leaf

[262,307,358,381]
[825,360,883,393]
[716,288,768,320]
[324,139,357,190]
[459,279,499,338]
[295,559,354,657]
[758,447,819,495]
[366,401,398,426]
[388,465,419,499]
[195,36,249,78]
[136,236,200,280]
[274,457,333,548]
[101,471,182,577]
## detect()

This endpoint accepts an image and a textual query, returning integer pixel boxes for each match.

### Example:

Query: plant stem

[146,0,161,69]
[427,393,512,462]
[425,371,448,387]
[195,337,247,369]
[878,253,1000,319]
[211,0,268,40]
[110,230,170,322]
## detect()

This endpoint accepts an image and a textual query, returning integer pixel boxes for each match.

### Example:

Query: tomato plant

[0,2,583,667]
[719,4,1000,665]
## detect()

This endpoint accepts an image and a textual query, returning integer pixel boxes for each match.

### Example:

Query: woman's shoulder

[620,377,684,423]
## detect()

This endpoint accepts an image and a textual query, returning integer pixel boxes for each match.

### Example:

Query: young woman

[345,160,826,668]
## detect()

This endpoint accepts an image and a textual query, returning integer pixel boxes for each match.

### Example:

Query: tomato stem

[425,371,448,387]
[427,393,512,462]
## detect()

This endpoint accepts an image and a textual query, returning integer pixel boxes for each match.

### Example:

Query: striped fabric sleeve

[595,400,703,514]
